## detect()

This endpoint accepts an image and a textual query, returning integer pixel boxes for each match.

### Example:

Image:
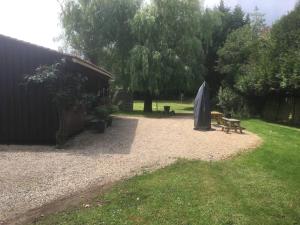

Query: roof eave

[70,57,113,79]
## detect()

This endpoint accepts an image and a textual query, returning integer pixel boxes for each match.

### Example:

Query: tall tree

[231,5,249,30]
[217,6,271,91]
[216,7,277,115]
[232,3,300,96]
[217,25,255,87]
[250,6,266,36]
[60,0,142,87]
[218,0,229,14]
[271,3,300,92]
[129,0,205,112]
[201,1,249,98]
[216,3,300,115]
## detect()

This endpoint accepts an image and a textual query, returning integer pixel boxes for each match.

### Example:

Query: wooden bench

[211,111,223,124]
[221,117,245,134]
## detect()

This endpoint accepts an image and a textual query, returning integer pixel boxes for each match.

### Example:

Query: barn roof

[0,34,112,79]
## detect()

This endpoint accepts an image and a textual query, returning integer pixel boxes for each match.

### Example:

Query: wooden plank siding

[0,34,111,144]
[263,95,300,125]
[0,35,61,143]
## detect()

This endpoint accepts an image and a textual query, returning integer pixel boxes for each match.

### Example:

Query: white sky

[0,0,61,50]
[204,0,297,25]
[0,0,297,50]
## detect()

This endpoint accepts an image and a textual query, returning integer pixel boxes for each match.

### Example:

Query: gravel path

[0,116,261,222]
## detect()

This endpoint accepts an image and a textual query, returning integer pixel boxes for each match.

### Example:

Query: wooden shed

[0,34,112,144]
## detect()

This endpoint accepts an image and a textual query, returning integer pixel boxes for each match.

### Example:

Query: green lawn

[35,117,300,224]
[114,100,194,118]
[133,100,194,114]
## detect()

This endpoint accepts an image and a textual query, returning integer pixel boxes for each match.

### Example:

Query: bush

[95,106,110,119]
[107,105,119,114]
[83,94,99,113]
[217,87,250,118]
[95,120,106,133]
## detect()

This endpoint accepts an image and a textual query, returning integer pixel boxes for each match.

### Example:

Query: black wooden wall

[0,35,111,144]
[0,35,62,144]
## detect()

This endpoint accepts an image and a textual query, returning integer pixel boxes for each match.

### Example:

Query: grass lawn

[35,107,300,224]
[133,100,194,114]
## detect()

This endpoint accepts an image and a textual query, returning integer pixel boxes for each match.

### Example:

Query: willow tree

[129,0,205,112]
[60,0,142,87]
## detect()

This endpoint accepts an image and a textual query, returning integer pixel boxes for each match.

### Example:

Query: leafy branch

[24,58,88,111]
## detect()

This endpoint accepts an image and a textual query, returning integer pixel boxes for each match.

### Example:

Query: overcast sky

[0,0,297,50]
[204,0,297,25]
[0,1,61,50]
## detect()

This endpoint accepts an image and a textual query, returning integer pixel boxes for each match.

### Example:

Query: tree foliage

[217,3,300,115]
[24,58,87,110]
[24,58,88,145]
[60,0,251,111]
[60,0,142,87]
[201,1,249,96]
[59,0,300,114]
[129,0,205,108]
[271,4,300,92]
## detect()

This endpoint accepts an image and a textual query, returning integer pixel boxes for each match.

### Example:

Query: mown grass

[133,100,194,114]
[35,116,300,224]
[114,100,194,118]
[113,100,194,118]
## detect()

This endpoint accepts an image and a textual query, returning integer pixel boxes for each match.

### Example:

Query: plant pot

[85,115,98,128]
[164,106,170,113]
[106,116,113,127]
[95,120,106,133]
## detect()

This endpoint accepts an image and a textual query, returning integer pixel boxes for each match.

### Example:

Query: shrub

[95,106,110,120]
[83,94,99,113]
[107,105,119,114]
[217,87,250,118]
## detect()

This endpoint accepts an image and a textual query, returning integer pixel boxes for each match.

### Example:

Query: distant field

[133,100,194,114]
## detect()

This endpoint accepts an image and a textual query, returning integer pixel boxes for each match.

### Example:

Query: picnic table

[211,111,223,124]
[221,117,245,134]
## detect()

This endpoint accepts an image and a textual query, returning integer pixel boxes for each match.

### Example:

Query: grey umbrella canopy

[194,81,211,130]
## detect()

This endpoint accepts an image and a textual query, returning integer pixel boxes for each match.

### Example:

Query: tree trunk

[144,93,153,113]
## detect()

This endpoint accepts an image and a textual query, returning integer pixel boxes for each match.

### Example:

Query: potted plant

[94,106,109,131]
[164,106,171,113]
[95,119,106,133]
[106,116,113,127]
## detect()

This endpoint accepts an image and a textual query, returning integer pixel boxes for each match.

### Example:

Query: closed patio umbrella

[194,81,211,130]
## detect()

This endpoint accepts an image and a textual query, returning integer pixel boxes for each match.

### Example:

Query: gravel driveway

[0,116,261,222]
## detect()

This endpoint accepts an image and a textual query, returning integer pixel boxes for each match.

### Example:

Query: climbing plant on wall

[24,58,88,145]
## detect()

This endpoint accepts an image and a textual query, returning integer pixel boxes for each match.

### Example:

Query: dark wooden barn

[0,34,112,144]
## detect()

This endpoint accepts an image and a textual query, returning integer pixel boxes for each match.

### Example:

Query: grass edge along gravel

[34,119,300,225]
